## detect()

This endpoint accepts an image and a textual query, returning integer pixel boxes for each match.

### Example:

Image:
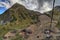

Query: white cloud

[0,0,17,9]
[17,0,38,10]
[17,0,53,13]
[0,0,56,13]
[0,2,11,8]
[39,2,52,13]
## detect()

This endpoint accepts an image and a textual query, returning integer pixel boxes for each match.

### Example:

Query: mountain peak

[0,3,39,26]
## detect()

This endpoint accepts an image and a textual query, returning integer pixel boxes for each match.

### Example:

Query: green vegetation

[11,34,24,40]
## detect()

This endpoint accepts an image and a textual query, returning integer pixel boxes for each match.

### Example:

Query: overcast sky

[55,0,60,6]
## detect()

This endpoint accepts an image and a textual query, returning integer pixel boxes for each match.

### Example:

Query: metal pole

[50,0,55,28]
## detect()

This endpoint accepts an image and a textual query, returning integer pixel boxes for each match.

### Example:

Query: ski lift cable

[50,0,55,28]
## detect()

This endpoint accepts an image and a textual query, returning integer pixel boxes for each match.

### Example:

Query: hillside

[0,3,40,37]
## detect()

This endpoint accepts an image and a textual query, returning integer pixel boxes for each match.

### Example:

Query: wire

[50,0,55,28]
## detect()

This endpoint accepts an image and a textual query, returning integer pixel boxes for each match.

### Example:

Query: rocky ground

[3,14,60,40]
[23,14,60,40]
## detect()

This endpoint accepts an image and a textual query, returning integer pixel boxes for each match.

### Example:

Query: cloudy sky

[0,0,60,14]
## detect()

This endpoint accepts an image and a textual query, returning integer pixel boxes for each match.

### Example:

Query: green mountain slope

[0,3,40,37]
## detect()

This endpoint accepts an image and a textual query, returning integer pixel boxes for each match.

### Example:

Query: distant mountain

[54,6,60,11]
